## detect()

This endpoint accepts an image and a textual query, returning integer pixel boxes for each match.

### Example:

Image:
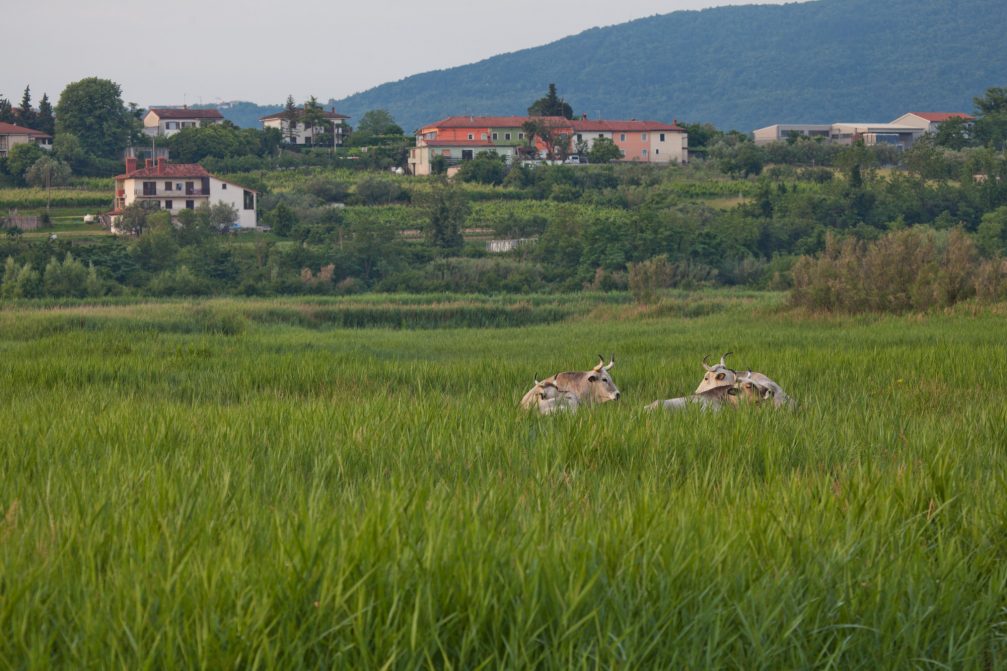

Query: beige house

[111,158,257,229]
[143,108,225,137]
[0,122,52,158]
[260,107,350,146]
[890,112,974,134]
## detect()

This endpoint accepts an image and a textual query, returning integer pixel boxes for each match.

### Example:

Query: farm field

[2,293,1006,668]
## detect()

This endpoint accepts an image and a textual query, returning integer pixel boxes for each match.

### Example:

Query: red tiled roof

[115,163,212,179]
[148,108,224,120]
[570,119,685,132]
[0,122,50,138]
[423,139,496,147]
[423,116,570,130]
[907,112,975,122]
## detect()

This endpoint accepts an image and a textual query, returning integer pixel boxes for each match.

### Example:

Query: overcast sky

[2,0,792,108]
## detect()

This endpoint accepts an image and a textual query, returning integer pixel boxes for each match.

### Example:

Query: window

[467,133,474,140]
[185,200,194,209]
[659,133,666,142]
[492,133,498,140]
[480,133,487,140]
[461,149,474,160]
[142,181,156,195]
[518,133,524,140]
[642,133,648,141]
[598,134,604,139]
[243,190,254,211]
[221,183,227,190]
[164,181,172,191]
[642,149,648,156]
[655,149,660,155]
[576,134,582,141]
[620,133,626,142]
[164,200,173,209]
[504,133,511,141]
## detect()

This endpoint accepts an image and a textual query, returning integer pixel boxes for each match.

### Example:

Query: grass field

[2,293,1006,668]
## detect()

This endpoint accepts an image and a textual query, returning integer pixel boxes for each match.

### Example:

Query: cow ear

[587,374,598,382]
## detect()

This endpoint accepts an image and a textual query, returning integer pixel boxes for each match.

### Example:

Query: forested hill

[327,0,1007,133]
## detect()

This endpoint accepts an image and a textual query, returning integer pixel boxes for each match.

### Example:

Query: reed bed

[1,296,1005,668]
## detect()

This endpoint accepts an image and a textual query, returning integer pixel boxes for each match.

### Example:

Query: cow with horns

[695,352,795,408]
[520,355,621,412]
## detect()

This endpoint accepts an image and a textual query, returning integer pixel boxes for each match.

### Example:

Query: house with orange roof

[0,122,52,158]
[110,157,257,229]
[408,115,687,175]
[890,112,975,134]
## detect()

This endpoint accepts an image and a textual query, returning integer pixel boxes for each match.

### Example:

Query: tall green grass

[1,295,1006,668]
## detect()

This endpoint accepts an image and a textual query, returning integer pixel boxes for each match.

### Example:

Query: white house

[260,107,350,146]
[143,107,225,137]
[111,158,257,229]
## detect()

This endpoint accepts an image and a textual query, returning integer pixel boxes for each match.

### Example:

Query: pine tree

[17,85,35,128]
[283,94,299,144]
[527,83,573,119]
[0,95,14,123]
[36,94,55,135]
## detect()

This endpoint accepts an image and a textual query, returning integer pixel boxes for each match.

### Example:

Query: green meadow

[2,293,1006,668]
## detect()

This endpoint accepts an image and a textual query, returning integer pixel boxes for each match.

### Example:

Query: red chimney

[126,157,138,173]
[144,158,153,170]
[157,158,166,175]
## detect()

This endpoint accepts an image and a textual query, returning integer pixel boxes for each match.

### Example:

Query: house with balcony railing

[110,157,257,229]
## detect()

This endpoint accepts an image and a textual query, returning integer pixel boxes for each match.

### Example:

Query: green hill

[326,0,1007,133]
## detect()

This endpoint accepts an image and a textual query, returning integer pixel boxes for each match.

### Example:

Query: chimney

[126,157,138,173]
[144,158,153,170]
[157,157,166,175]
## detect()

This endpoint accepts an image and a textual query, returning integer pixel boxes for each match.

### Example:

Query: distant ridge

[320,0,1006,132]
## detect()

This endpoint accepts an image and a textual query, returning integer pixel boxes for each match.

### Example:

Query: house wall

[143,112,221,137]
[614,132,649,162]
[264,118,347,145]
[0,132,50,157]
[117,176,256,228]
[647,130,687,164]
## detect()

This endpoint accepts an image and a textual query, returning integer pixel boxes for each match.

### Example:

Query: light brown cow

[520,355,620,409]
[694,352,795,408]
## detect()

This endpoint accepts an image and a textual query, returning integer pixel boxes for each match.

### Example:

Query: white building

[111,158,257,229]
[260,107,351,146]
[143,108,225,137]
[752,124,833,145]
[754,112,975,148]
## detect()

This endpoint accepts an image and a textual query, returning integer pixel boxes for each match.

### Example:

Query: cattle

[520,355,620,409]
[695,352,795,408]
[526,377,581,415]
[645,376,773,412]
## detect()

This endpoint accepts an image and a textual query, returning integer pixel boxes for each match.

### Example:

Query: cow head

[735,371,775,404]
[533,376,560,401]
[587,354,621,402]
[695,352,738,394]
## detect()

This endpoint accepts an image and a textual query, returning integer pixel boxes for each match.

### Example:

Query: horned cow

[520,355,620,410]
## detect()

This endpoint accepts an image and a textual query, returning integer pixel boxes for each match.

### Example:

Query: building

[111,157,257,229]
[143,108,225,137]
[570,119,688,164]
[753,112,975,148]
[260,107,350,146]
[0,122,52,158]
[890,112,975,134]
[408,115,687,175]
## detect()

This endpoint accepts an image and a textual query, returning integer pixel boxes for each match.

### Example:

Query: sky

[1,0,792,108]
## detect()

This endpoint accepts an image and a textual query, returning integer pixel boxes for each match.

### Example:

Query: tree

[456,151,508,185]
[301,96,329,145]
[933,116,972,150]
[973,86,1007,150]
[0,95,13,123]
[355,109,404,137]
[35,93,55,135]
[208,202,239,230]
[6,142,45,184]
[16,86,35,129]
[25,157,72,211]
[55,78,133,158]
[521,119,571,161]
[425,182,468,251]
[283,95,299,144]
[528,84,573,119]
[588,137,623,164]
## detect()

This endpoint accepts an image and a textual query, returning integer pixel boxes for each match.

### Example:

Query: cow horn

[534,374,541,385]
[594,354,605,371]
[720,352,733,367]
[604,354,615,370]
[702,354,714,372]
